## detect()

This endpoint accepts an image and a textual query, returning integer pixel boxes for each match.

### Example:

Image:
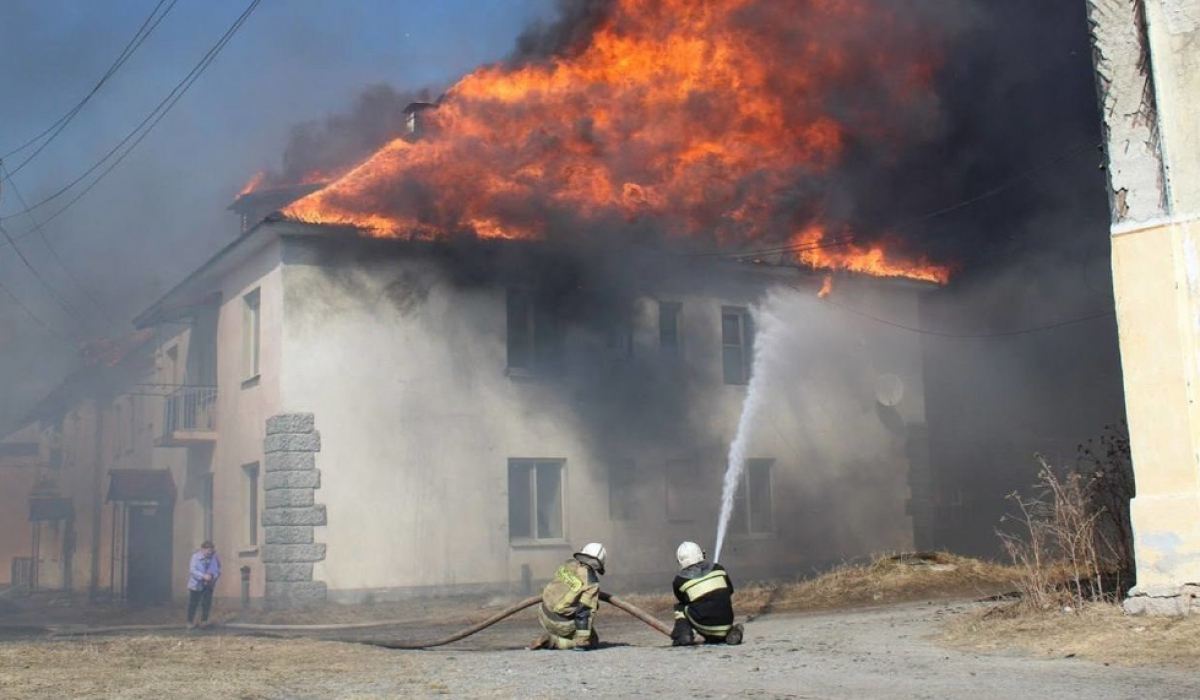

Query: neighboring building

[126,219,933,605]
[1088,0,1200,613]
[0,330,209,605]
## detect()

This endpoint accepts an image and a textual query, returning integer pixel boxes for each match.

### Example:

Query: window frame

[506,288,564,375]
[721,306,755,385]
[507,458,567,544]
[729,458,774,536]
[659,301,682,358]
[242,288,262,384]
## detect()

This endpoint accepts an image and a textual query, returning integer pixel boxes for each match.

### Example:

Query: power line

[688,139,1103,260]
[821,295,1115,339]
[0,0,179,175]
[0,170,90,327]
[0,0,262,233]
[0,161,111,321]
[0,276,72,344]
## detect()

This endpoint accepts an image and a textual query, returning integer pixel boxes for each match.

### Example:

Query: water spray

[713,302,779,562]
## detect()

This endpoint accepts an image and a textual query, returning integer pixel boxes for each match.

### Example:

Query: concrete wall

[272,235,925,599]
[1089,0,1200,612]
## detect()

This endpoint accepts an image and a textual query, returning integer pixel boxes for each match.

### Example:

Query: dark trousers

[187,586,214,623]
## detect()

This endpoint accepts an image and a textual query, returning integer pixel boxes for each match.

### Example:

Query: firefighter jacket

[542,557,601,623]
[673,562,735,636]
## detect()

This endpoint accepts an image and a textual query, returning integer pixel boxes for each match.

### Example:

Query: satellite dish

[875,373,904,407]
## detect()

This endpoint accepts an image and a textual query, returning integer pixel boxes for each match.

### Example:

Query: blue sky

[0,0,557,423]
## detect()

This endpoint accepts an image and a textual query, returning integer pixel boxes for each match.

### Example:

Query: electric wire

[687,138,1103,260]
[0,0,262,233]
[0,177,90,328]
[1,162,111,321]
[0,275,72,343]
[820,294,1115,339]
[0,0,178,176]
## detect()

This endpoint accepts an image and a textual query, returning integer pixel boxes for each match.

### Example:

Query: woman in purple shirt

[186,541,220,629]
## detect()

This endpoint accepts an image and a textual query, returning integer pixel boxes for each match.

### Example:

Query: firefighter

[670,541,743,646]
[529,542,607,650]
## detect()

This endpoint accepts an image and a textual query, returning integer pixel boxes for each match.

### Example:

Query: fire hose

[231,591,672,649]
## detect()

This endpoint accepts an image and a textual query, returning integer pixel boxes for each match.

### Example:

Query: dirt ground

[3,598,1200,700]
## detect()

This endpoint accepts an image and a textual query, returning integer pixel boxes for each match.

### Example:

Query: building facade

[129,220,932,605]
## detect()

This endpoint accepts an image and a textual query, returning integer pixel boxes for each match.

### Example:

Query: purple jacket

[188,550,221,592]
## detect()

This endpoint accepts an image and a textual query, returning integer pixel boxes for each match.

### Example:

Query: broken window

[721,306,755,385]
[659,301,681,358]
[730,459,773,535]
[608,459,637,521]
[506,289,564,374]
[508,459,564,541]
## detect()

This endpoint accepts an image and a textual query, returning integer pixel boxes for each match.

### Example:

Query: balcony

[159,386,217,446]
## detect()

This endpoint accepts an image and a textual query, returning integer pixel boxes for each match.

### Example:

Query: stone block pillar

[1089,0,1200,613]
[262,412,327,607]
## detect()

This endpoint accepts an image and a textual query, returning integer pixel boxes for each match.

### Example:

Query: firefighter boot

[725,623,744,646]
[527,633,552,650]
[572,628,595,650]
[671,618,695,647]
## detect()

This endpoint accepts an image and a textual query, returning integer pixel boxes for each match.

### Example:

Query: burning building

[127,218,934,604]
[2,0,968,605]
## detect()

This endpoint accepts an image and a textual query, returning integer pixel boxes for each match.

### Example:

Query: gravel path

[298,601,1200,699]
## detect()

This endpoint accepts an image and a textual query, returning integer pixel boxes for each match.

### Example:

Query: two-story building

[0,329,212,605]
[124,218,933,606]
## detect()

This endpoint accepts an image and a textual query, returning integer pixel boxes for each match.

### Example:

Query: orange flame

[282,0,950,283]
[818,275,833,299]
[791,224,952,284]
[238,171,266,197]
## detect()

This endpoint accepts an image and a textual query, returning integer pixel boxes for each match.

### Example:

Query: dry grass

[941,602,1200,668]
[737,552,1019,616]
[615,552,1020,620]
[0,634,435,700]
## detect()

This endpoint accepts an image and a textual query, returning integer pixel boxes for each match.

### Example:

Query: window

[721,307,754,385]
[608,459,636,521]
[508,459,564,541]
[242,288,261,381]
[730,459,773,535]
[200,473,214,541]
[243,463,260,546]
[506,289,563,373]
[665,459,705,522]
[659,301,681,358]
[607,316,633,359]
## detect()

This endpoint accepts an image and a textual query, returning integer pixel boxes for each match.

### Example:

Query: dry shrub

[997,453,1128,614]
[734,552,1018,616]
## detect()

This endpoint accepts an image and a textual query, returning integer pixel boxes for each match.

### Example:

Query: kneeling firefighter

[671,541,743,646]
[530,542,607,650]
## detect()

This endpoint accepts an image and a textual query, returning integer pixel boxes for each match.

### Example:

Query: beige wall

[204,241,284,600]
[1090,0,1200,608]
[273,240,925,597]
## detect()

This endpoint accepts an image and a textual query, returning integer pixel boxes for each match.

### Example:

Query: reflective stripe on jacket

[542,559,600,618]
[672,562,734,634]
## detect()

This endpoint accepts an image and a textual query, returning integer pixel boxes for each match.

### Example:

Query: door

[125,504,173,606]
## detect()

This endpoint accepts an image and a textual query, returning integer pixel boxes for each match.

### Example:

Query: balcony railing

[162,386,217,444]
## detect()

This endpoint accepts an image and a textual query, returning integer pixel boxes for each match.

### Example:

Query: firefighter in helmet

[529,542,607,650]
[670,541,743,646]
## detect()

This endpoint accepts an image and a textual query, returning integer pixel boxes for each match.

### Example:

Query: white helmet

[578,542,607,574]
[676,541,705,568]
